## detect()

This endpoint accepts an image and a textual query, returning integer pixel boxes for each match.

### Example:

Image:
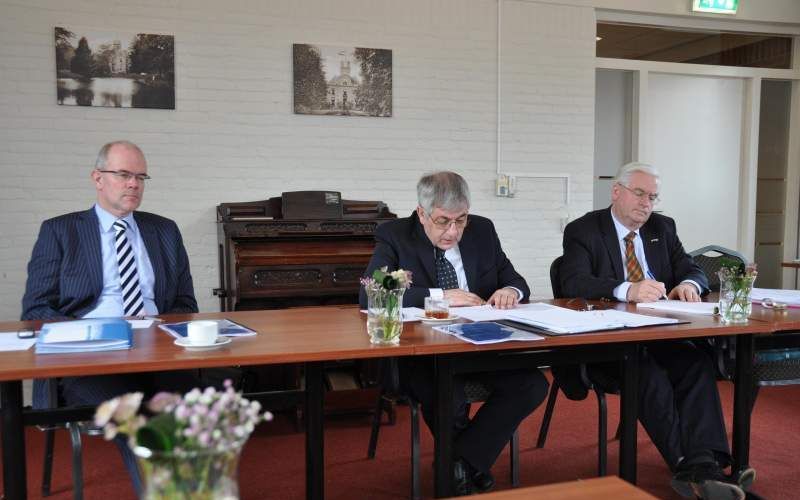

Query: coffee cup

[186,320,219,345]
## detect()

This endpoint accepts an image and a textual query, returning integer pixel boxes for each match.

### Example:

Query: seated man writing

[360,171,548,495]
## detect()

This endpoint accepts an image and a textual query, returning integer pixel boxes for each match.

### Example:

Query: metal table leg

[619,344,639,483]
[732,333,754,476]
[305,362,324,500]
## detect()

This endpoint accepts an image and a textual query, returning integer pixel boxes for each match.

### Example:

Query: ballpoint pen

[646,270,669,300]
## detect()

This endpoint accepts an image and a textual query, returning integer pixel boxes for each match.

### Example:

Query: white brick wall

[0,0,596,320]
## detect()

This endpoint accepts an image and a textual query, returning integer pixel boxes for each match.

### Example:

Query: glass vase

[134,441,243,500]
[366,288,405,345]
[718,271,756,324]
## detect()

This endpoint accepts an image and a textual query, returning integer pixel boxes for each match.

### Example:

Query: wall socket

[495,173,516,197]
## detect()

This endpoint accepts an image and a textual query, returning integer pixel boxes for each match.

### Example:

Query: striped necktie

[624,231,644,282]
[113,219,145,317]
[435,247,460,290]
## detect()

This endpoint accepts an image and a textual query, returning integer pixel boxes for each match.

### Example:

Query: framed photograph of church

[54,27,175,109]
[293,43,392,117]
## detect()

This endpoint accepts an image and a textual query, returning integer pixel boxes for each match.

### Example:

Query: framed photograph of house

[293,44,392,117]
[54,27,175,109]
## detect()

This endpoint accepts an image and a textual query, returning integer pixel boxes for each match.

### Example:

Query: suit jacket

[21,208,198,320]
[359,211,529,308]
[559,207,708,300]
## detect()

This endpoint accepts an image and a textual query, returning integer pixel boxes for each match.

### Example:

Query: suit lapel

[640,223,662,279]
[459,225,478,292]
[135,213,165,308]
[78,208,103,295]
[600,208,625,281]
[411,216,437,287]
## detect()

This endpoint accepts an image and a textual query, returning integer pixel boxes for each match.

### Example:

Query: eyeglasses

[97,169,151,182]
[427,212,469,230]
[618,183,659,204]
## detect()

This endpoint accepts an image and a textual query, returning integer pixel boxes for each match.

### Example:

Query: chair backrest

[550,256,565,299]
[689,245,747,292]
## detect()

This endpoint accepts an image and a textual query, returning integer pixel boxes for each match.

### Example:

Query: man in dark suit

[559,162,751,500]
[361,171,549,495]
[21,140,199,495]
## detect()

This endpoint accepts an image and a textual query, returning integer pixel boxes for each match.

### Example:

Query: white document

[636,300,718,316]
[360,307,424,322]
[506,305,679,334]
[453,302,557,322]
[751,288,800,307]
[0,332,36,352]
[127,319,155,329]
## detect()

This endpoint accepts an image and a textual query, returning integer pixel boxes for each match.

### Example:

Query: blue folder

[36,318,132,354]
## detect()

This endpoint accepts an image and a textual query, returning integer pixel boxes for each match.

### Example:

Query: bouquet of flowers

[95,380,271,499]
[361,267,412,344]
[717,258,757,323]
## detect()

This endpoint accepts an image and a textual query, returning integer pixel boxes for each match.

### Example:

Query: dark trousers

[593,340,731,470]
[400,358,549,474]
[58,371,204,496]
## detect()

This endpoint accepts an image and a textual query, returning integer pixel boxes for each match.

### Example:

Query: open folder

[36,318,133,354]
[504,304,681,335]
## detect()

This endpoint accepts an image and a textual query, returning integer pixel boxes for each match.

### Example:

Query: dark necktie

[435,248,459,290]
[113,219,145,316]
[624,231,644,282]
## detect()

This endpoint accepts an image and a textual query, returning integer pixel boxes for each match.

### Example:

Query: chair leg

[69,423,84,500]
[410,402,421,500]
[509,430,520,487]
[41,428,56,497]
[595,388,607,477]
[536,380,560,448]
[367,391,387,459]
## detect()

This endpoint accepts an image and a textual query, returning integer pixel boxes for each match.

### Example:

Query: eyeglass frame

[617,182,659,204]
[96,169,151,182]
[424,210,470,231]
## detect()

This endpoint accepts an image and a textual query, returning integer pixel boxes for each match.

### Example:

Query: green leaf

[135,413,177,452]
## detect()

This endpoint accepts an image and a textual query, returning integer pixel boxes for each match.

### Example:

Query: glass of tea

[424,297,450,319]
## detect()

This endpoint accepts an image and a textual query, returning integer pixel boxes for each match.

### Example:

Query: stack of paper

[36,319,132,354]
[506,304,679,335]
[636,300,718,315]
[751,288,800,307]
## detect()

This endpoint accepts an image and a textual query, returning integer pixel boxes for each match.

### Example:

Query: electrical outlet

[496,174,509,197]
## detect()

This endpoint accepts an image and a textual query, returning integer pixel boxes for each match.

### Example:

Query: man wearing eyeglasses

[21,140,198,494]
[361,171,549,496]
[558,162,752,500]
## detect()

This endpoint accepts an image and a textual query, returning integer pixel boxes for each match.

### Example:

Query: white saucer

[418,314,459,324]
[174,337,232,350]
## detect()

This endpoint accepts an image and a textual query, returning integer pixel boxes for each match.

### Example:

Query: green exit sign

[693,0,739,14]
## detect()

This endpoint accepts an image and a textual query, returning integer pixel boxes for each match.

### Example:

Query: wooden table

[0,303,772,499]
[446,476,657,499]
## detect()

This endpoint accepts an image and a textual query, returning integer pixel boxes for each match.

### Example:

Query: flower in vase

[360,266,413,292]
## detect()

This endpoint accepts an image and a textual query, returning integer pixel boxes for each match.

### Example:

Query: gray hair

[94,141,145,170]
[615,161,660,187]
[417,171,471,214]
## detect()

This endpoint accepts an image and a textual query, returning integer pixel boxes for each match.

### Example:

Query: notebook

[36,319,132,354]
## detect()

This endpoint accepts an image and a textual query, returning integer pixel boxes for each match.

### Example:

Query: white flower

[94,397,121,427]
[113,392,143,422]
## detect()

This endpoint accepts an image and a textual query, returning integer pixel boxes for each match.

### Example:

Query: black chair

[367,358,519,500]
[535,255,616,476]
[690,244,800,407]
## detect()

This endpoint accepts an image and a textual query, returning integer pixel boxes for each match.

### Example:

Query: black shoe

[472,470,495,493]
[453,459,475,496]
[671,462,745,500]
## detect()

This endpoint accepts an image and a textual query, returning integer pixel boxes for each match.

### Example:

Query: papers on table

[127,319,155,329]
[636,300,719,316]
[158,319,256,339]
[751,288,800,307]
[0,332,36,352]
[359,307,426,322]
[435,322,544,345]
[452,303,552,322]
[504,303,679,335]
[36,319,132,354]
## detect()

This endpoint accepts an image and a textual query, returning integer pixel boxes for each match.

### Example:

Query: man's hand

[668,282,701,302]
[487,287,520,309]
[626,279,667,303]
[443,289,484,306]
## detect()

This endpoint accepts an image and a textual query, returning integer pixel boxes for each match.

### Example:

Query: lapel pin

[650,238,659,243]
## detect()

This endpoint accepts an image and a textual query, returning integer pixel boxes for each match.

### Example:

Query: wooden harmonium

[216,191,396,311]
